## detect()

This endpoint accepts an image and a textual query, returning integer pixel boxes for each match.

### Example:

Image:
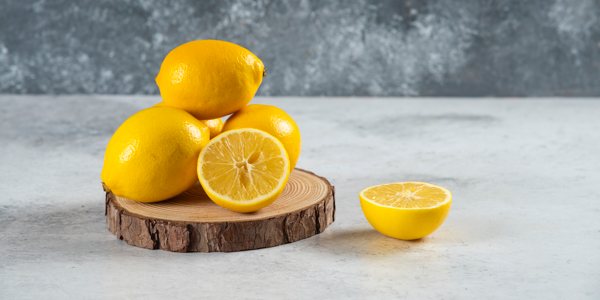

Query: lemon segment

[197,129,290,213]
[360,182,452,240]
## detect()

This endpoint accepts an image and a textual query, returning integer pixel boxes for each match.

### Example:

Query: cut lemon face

[197,128,290,213]
[359,182,452,240]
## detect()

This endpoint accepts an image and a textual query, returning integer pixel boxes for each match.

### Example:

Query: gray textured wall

[1,0,599,96]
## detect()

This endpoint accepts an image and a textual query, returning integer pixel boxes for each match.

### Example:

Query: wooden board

[105,169,335,252]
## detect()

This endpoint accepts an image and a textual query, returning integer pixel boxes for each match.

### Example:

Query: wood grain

[105,169,335,252]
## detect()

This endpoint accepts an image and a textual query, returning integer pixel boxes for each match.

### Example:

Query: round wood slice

[105,169,335,252]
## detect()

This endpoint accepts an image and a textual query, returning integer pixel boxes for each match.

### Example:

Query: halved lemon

[359,182,452,240]
[197,128,290,213]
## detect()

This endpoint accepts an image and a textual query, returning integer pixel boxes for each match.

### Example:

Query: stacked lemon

[102,40,300,213]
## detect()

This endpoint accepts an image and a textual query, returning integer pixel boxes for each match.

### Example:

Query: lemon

[156,39,265,119]
[223,104,301,170]
[359,182,452,240]
[154,102,223,139]
[197,128,290,213]
[201,118,224,139]
[101,107,210,202]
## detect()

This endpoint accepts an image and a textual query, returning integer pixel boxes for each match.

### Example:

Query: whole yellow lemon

[101,107,210,202]
[155,40,265,119]
[223,104,301,169]
[201,118,224,139]
[154,101,223,138]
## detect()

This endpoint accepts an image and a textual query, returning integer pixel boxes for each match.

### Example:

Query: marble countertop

[1,96,598,299]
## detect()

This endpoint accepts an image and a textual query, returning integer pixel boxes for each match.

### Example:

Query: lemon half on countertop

[360,182,452,240]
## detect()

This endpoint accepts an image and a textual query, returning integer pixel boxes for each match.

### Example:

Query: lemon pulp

[197,129,290,213]
[362,182,450,209]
